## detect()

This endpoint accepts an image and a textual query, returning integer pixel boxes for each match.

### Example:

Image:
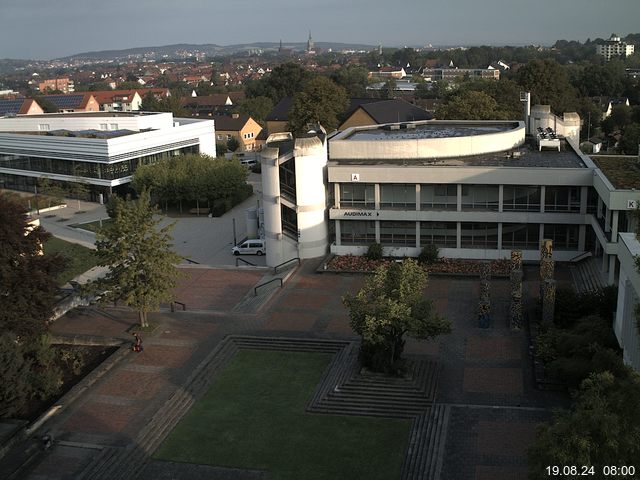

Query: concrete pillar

[605,207,611,232]
[498,184,504,213]
[261,146,284,267]
[415,184,421,211]
[335,220,341,246]
[540,185,546,213]
[578,224,586,251]
[334,183,340,208]
[539,223,545,246]
[457,184,462,212]
[416,221,421,248]
[612,210,619,241]
[374,184,380,210]
[456,222,462,249]
[580,186,588,215]
[608,255,616,285]
[497,223,503,251]
[375,220,380,243]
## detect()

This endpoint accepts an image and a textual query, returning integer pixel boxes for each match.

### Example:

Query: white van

[232,239,265,256]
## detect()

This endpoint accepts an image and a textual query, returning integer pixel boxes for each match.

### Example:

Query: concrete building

[214,113,262,151]
[38,78,74,94]
[421,68,500,81]
[0,111,215,200]
[596,34,635,61]
[92,90,144,112]
[613,233,640,372]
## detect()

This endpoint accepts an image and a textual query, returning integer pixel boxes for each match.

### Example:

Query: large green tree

[288,76,348,133]
[245,62,315,104]
[516,59,579,113]
[528,370,640,476]
[331,65,370,97]
[92,191,182,327]
[343,259,451,373]
[436,90,503,120]
[237,95,274,126]
[0,193,63,338]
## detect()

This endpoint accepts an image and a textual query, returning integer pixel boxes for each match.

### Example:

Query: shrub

[554,286,618,328]
[365,243,383,261]
[418,244,439,265]
[251,162,262,174]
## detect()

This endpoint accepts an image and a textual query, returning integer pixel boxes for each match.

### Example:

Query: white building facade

[0,112,215,200]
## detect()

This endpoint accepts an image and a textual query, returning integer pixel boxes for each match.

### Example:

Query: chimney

[232,113,239,119]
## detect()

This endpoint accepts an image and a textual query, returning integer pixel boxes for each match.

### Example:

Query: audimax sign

[339,211,379,217]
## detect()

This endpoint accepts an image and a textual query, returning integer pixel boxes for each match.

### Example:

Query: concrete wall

[614,233,640,372]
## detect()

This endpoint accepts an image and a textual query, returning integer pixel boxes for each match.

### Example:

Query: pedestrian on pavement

[132,332,143,353]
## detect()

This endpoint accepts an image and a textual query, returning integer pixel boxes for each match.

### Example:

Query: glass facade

[340,220,376,245]
[380,221,416,246]
[544,186,580,212]
[380,184,416,209]
[461,185,499,211]
[0,146,198,181]
[421,184,457,210]
[461,222,499,248]
[503,186,541,211]
[340,183,375,208]
[278,159,296,203]
[281,204,298,239]
[544,224,579,250]
[420,222,457,248]
[502,223,540,250]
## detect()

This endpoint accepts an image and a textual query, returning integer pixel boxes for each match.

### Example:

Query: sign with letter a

[351,173,360,182]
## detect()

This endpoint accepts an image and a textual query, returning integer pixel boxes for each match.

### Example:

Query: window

[544,224,579,250]
[421,184,457,210]
[502,223,539,250]
[340,220,376,245]
[227,134,232,141]
[503,186,541,211]
[217,134,223,141]
[38,124,50,131]
[420,222,457,248]
[340,183,374,208]
[380,184,416,209]
[461,223,499,249]
[109,123,118,130]
[281,205,298,239]
[544,186,580,212]
[380,221,416,246]
[279,159,296,202]
[461,185,499,211]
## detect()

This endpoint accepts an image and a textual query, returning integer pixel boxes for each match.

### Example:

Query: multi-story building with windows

[0,111,215,200]
[596,33,635,61]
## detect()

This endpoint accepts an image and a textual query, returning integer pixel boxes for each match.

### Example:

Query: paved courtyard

[13,261,567,480]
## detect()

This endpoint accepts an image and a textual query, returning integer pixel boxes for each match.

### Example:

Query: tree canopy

[288,76,348,133]
[92,190,182,327]
[0,193,63,338]
[343,259,451,373]
[516,59,579,113]
[245,62,315,104]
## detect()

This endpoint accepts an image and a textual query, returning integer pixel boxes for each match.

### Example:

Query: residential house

[41,93,100,113]
[91,90,143,112]
[0,98,44,117]
[214,113,262,151]
[182,93,244,117]
[339,98,432,130]
[38,78,74,93]
[368,67,407,79]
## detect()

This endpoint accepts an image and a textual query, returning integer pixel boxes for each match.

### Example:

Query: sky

[1,0,639,60]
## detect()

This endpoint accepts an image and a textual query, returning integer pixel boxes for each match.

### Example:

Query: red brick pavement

[63,401,144,435]
[172,268,263,311]
[466,337,521,360]
[131,345,193,369]
[476,421,537,456]
[463,367,524,395]
[265,311,318,331]
[95,370,170,400]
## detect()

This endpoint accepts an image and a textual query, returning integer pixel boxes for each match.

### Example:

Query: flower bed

[326,255,510,276]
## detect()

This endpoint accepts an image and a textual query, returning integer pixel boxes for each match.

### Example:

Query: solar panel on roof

[45,95,84,109]
[0,99,24,116]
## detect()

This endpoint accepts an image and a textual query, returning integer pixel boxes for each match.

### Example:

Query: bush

[554,286,618,328]
[418,244,439,265]
[365,243,384,261]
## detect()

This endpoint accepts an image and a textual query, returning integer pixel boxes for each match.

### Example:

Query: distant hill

[55,41,378,62]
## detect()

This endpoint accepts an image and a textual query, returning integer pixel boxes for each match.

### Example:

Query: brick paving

[18,262,572,480]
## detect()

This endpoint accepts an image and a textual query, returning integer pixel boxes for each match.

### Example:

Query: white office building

[596,34,635,61]
[0,111,215,200]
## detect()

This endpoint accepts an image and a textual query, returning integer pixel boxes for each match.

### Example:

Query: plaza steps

[77,337,240,480]
[232,336,348,354]
[570,257,607,293]
[400,404,450,480]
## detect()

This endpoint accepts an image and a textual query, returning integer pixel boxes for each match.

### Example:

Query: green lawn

[71,218,112,233]
[43,237,98,285]
[154,350,411,480]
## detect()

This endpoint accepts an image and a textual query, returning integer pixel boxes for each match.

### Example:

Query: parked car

[232,239,265,256]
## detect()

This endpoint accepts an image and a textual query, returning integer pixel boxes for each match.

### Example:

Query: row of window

[339,221,580,250]
[339,184,586,212]
[0,146,199,181]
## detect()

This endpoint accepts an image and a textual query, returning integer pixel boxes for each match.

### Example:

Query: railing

[184,258,200,264]
[569,251,593,263]
[254,278,283,296]
[170,301,186,312]
[236,257,257,267]
[274,257,300,274]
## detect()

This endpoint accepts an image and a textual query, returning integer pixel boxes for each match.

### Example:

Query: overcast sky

[1,0,639,60]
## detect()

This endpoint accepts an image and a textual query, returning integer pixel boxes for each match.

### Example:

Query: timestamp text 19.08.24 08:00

[546,465,637,477]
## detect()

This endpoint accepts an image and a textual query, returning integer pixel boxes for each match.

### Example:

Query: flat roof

[330,140,586,169]
[592,155,640,189]
[11,112,159,119]
[344,122,518,141]
[0,129,141,139]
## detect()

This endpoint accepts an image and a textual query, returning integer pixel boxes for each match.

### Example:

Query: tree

[436,90,502,120]
[528,371,640,476]
[288,76,348,133]
[618,123,640,155]
[0,193,64,338]
[91,190,182,327]
[516,59,579,113]
[331,65,369,97]
[245,62,315,104]
[342,259,452,373]
[237,96,274,126]
[0,332,35,418]
[227,136,240,152]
